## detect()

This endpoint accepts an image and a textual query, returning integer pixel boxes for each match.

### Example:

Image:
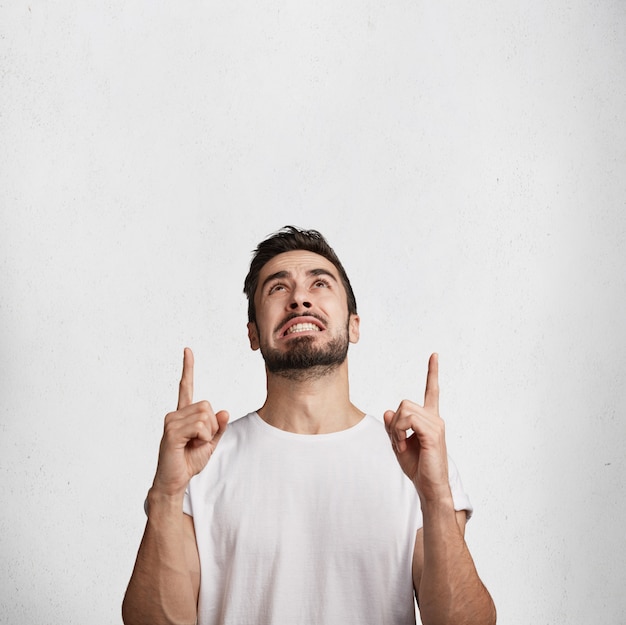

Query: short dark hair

[244,226,357,323]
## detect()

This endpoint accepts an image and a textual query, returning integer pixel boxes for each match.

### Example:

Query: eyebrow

[260,268,339,292]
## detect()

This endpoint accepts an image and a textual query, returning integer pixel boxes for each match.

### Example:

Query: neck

[257,361,364,434]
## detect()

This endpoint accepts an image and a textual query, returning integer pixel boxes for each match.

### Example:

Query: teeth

[286,323,320,335]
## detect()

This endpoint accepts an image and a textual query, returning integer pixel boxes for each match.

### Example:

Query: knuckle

[195,419,209,435]
[196,411,210,425]
[398,399,415,412]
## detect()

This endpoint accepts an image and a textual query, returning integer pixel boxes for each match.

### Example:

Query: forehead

[257,250,339,281]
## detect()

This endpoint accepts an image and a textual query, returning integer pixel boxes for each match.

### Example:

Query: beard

[260,323,350,381]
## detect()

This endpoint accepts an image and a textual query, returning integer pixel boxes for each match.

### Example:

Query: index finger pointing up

[177,347,194,410]
[424,352,439,411]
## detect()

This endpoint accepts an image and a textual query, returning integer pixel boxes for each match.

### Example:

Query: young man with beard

[122,227,496,625]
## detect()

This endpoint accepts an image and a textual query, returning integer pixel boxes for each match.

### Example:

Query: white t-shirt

[183,412,472,625]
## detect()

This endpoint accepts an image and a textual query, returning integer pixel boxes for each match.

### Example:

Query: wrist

[146,485,186,516]
[416,486,455,515]
[419,495,462,540]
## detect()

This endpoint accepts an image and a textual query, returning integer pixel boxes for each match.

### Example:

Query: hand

[152,348,229,498]
[384,353,451,503]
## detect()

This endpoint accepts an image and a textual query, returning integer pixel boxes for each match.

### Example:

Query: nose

[290,300,312,310]
[289,284,312,310]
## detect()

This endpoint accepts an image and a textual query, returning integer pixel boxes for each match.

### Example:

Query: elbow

[487,596,497,625]
[420,588,497,625]
[121,595,197,625]
[477,584,497,625]
[461,589,497,625]
[460,591,497,625]
[121,599,133,625]
[121,593,143,625]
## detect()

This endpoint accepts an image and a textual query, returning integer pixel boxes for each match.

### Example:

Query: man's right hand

[151,347,229,498]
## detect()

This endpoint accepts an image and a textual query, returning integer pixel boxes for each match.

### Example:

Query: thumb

[383,410,395,431]
[211,410,230,446]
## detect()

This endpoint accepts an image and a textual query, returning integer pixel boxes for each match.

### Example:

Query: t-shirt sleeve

[183,485,193,517]
[142,488,194,517]
[448,455,473,520]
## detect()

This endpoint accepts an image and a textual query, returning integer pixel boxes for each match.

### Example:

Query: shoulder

[355,414,392,444]
[221,412,259,440]
[225,412,257,432]
[193,413,258,468]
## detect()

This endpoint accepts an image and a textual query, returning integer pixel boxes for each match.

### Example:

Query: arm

[413,508,494,625]
[122,505,200,625]
[384,354,496,625]
[122,348,229,625]
[412,509,467,597]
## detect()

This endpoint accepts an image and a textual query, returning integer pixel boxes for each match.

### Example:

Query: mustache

[273,312,327,334]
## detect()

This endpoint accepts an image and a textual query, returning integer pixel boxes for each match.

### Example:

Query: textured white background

[1,2,625,624]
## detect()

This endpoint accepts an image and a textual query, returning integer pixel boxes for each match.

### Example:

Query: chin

[261,334,349,375]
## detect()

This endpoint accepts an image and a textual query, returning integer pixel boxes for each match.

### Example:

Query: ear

[348,314,360,344]
[247,322,260,351]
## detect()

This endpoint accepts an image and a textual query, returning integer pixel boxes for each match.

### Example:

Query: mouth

[278,315,325,338]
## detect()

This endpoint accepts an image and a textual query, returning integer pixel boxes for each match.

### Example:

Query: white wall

[2,2,625,623]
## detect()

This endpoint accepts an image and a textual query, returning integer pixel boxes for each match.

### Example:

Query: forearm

[417,498,496,625]
[122,490,199,625]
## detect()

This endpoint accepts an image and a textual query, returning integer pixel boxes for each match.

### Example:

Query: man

[122,226,496,625]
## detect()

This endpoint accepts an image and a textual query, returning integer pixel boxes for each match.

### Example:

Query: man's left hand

[384,353,452,503]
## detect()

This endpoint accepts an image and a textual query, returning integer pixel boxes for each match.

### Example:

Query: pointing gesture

[384,353,451,503]
[177,347,195,410]
[424,351,440,413]
[152,348,229,499]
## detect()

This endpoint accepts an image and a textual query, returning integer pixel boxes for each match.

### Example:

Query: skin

[122,348,226,625]
[247,251,363,433]
[384,353,496,624]
[122,250,496,625]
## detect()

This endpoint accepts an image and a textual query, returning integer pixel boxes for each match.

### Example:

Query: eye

[268,283,287,295]
[313,278,330,288]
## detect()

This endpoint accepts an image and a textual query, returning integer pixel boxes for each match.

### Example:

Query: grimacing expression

[247,251,360,379]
